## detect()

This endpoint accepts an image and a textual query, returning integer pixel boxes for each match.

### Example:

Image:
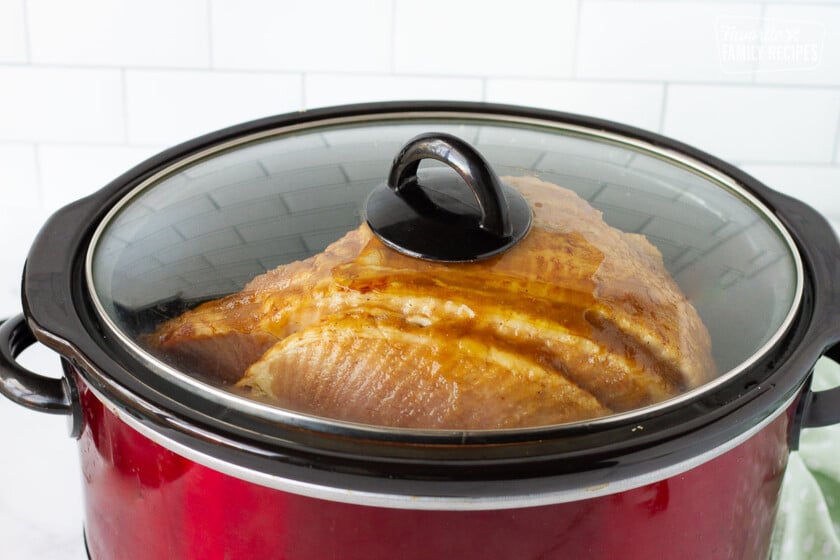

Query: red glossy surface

[77,376,791,560]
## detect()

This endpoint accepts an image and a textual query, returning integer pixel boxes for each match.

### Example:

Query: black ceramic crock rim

[20,101,840,503]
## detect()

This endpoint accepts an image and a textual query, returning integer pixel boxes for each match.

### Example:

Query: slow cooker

[2,101,840,560]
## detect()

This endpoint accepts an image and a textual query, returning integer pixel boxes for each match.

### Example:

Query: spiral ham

[146,176,715,429]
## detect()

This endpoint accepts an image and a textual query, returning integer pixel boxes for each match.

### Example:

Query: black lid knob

[365,133,532,262]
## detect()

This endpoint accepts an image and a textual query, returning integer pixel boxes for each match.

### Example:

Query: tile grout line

[0,61,837,90]
[751,2,767,85]
[738,161,840,168]
[0,139,165,150]
[832,105,840,164]
[301,72,307,110]
[390,0,397,74]
[21,0,32,63]
[657,82,669,133]
[206,0,214,69]
[32,143,45,210]
[570,0,583,78]
[120,68,130,144]
[589,0,840,4]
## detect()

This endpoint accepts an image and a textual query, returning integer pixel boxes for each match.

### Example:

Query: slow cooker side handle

[750,183,840,435]
[0,314,78,418]
[800,343,840,429]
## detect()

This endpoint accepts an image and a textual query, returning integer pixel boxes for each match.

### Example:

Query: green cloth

[772,358,840,559]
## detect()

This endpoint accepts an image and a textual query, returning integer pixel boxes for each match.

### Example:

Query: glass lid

[87,110,802,432]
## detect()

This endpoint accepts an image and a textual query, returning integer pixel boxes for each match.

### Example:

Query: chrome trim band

[81,375,797,510]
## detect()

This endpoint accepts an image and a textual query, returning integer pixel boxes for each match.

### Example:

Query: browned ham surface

[146,176,715,429]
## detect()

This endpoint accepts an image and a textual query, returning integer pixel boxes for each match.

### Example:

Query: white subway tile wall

[394,0,579,77]
[0,67,125,142]
[0,144,39,208]
[125,70,302,145]
[740,163,840,210]
[662,84,840,162]
[485,79,665,130]
[1,0,839,327]
[0,0,27,63]
[27,0,211,68]
[211,0,393,72]
[37,144,163,208]
[756,4,840,84]
[577,1,763,82]
[304,73,485,107]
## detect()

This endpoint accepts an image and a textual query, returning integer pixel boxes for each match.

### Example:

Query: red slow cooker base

[78,379,790,560]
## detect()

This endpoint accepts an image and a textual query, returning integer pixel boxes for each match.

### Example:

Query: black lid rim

[20,101,840,493]
[81,104,804,440]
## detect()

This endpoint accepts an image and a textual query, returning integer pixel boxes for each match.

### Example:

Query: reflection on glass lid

[88,116,800,429]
